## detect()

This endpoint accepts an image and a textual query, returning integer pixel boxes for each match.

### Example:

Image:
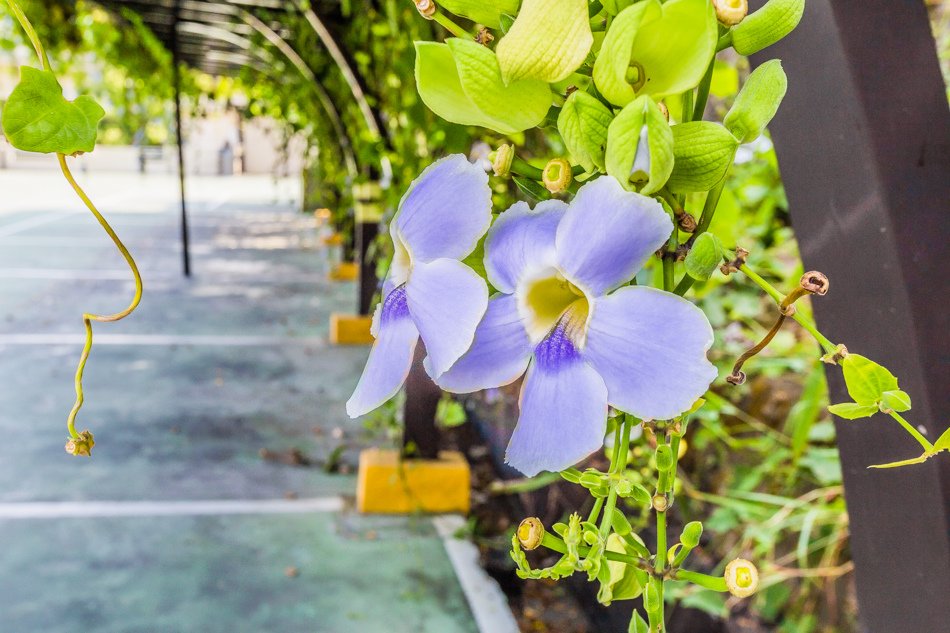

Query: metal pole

[403,343,442,460]
[749,1,950,630]
[172,1,191,278]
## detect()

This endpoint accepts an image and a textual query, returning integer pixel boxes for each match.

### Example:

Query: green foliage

[437,0,520,29]
[685,232,724,281]
[1,66,104,154]
[495,0,592,84]
[604,95,673,194]
[666,121,738,192]
[723,60,788,144]
[558,90,612,171]
[731,0,806,56]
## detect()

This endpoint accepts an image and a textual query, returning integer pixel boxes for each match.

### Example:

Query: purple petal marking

[434,294,532,393]
[406,258,489,378]
[583,286,716,420]
[484,199,568,294]
[505,323,609,477]
[555,176,672,295]
[395,154,492,263]
[346,286,419,418]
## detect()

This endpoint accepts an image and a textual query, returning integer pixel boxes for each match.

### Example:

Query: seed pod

[731,0,805,56]
[542,158,573,194]
[713,0,747,26]
[724,558,760,598]
[65,429,95,457]
[516,517,545,550]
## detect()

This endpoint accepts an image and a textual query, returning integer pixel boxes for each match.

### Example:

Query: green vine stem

[7,0,143,452]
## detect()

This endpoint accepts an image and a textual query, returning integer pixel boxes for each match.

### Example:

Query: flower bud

[821,343,849,365]
[413,0,436,19]
[490,143,514,177]
[800,271,829,296]
[651,494,669,512]
[680,521,703,549]
[65,429,95,457]
[655,444,674,472]
[724,558,759,598]
[517,517,545,550]
[731,0,805,56]
[713,0,748,26]
[542,158,573,194]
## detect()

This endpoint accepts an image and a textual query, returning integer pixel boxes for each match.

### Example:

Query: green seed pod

[655,444,674,472]
[680,521,703,548]
[542,158,573,194]
[516,517,545,550]
[731,0,805,56]
[724,558,760,598]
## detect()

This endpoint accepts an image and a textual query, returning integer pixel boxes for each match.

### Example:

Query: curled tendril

[7,0,143,455]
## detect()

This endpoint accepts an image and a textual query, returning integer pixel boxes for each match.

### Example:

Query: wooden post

[749,1,950,630]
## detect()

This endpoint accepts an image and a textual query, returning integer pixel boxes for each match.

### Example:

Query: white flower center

[517,268,592,345]
[390,230,412,286]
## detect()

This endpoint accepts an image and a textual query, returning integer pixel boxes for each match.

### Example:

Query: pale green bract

[593,0,717,106]
[604,95,673,194]
[685,233,724,281]
[666,121,739,193]
[413,39,551,135]
[1,66,104,155]
[731,0,806,56]
[436,0,520,29]
[723,60,788,144]
[496,0,593,84]
[558,90,613,172]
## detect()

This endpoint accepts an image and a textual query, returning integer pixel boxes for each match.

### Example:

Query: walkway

[0,169,499,633]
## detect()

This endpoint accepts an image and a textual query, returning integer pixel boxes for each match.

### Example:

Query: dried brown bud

[719,247,750,275]
[726,371,746,386]
[799,271,829,296]
[821,343,849,365]
[475,27,494,46]
[677,212,697,233]
[65,429,95,457]
[413,0,436,19]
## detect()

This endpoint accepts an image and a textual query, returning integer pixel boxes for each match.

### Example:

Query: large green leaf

[604,95,673,194]
[496,0,593,84]
[841,354,899,405]
[593,0,717,106]
[723,60,788,143]
[1,66,104,155]
[437,0,521,28]
[414,40,551,135]
[558,90,613,171]
[666,122,738,193]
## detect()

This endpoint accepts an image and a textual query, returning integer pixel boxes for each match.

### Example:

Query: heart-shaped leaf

[496,0,593,84]
[666,121,738,192]
[558,91,613,171]
[723,60,788,143]
[605,95,673,194]
[841,354,899,405]
[2,66,104,155]
[827,402,879,420]
[593,0,717,106]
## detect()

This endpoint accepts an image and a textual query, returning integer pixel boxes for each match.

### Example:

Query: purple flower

[346,155,492,417]
[435,176,716,476]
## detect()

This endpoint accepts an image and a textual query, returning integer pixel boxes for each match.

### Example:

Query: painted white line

[433,515,520,633]
[0,212,77,238]
[0,269,330,283]
[0,268,141,280]
[0,497,345,519]
[0,334,326,346]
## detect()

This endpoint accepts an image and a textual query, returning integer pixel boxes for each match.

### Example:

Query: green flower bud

[731,0,805,56]
[517,517,546,550]
[491,144,514,178]
[651,493,669,512]
[65,429,95,457]
[542,158,573,194]
[713,0,747,26]
[724,558,759,598]
[655,444,674,471]
[680,521,703,548]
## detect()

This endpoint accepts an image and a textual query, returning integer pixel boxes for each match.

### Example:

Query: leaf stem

[692,58,715,122]
[431,9,473,39]
[889,411,934,452]
[6,0,51,70]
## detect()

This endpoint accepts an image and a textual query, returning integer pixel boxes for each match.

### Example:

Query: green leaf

[1,67,104,155]
[604,95,673,194]
[666,121,739,193]
[603,534,646,604]
[723,60,788,144]
[628,611,649,633]
[933,427,950,452]
[827,402,879,420]
[593,0,717,106]
[685,232,724,281]
[413,40,552,135]
[868,453,933,469]
[512,175,551,200]
[880,390,912,413]
[558,90,613,171]
[496,0,593,84]
[840,354,899,405]
[436,0,520,28]
[732,0,806,56]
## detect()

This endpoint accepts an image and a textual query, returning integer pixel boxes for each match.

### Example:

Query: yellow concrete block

[322,232,344,246]
[330,313,375,346]
[357,448,471,514]
[329,261,359,281]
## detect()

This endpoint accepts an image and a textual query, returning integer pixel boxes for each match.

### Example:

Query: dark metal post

[171,0,191,278]
[749,1,950,630]
[403,344,441,459]
[352,181,382,315]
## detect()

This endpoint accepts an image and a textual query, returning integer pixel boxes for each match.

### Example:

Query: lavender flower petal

[484,199,567,293]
